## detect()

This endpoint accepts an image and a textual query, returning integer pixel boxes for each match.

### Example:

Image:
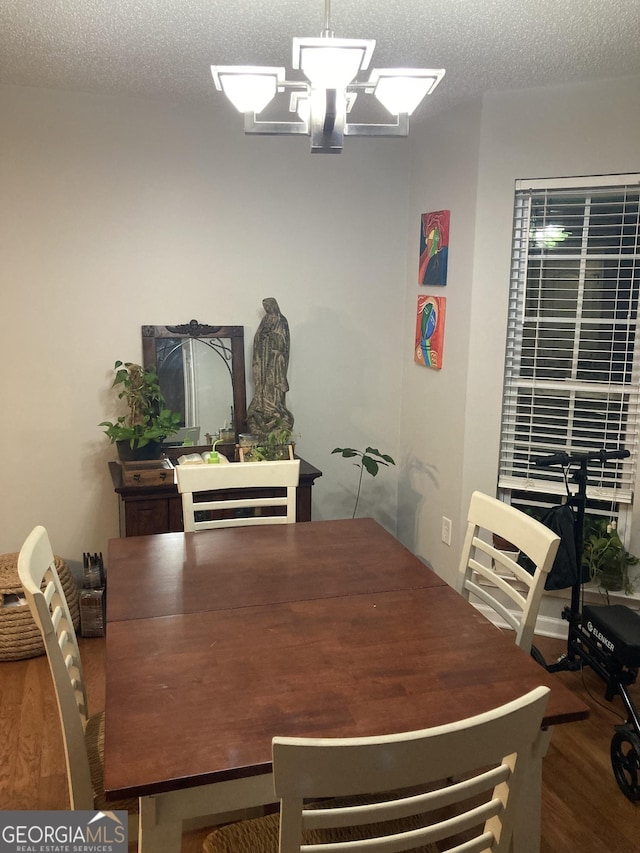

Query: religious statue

[247,297,294,437]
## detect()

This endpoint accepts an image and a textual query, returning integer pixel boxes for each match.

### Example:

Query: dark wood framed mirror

[142,321,247,446]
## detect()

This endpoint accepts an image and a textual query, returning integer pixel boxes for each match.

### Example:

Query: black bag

[518,504,581,590]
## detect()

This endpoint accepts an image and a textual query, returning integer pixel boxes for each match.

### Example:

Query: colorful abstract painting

[415,295,446,369]
[419,210,450,286]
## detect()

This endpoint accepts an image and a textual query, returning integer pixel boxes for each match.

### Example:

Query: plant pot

[116,439,163,462]
[268,443,294,460]
[597,565,624,592]
[241,442,295,462]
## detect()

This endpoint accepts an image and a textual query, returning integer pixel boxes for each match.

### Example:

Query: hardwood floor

[0,638,210,852]
[534,634,640,852]
[1,634,638,851]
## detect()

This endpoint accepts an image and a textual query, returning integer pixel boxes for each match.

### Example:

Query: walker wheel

[610,728,640,802]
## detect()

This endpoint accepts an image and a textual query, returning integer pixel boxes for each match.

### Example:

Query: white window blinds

[498,175,640,507]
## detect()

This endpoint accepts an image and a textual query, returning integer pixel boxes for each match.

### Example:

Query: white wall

[467,74,640,532]
[0,84,410,563]
[397,73,640,593]
[465,74,640,619]
[397,98,483,581]
[3,73,639,591]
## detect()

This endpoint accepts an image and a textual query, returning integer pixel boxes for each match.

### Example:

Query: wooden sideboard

[108,457,323,538]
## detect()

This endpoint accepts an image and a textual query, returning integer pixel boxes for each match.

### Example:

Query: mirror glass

[142,321,247,445]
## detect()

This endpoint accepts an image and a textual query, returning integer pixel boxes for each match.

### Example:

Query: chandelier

[211,1,445,154]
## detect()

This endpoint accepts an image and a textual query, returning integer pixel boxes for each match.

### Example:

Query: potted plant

[582,518,639,594]
[332,446,395,518]
[243,422,296,461]
[99,361,181,461]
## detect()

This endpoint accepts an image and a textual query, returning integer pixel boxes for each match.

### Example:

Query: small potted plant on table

[99,361,181,461]
[240,420,296,461]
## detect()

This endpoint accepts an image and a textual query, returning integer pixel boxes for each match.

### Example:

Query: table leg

[136,773,277,853]
[138,796,182,853]
[510,726,554,853]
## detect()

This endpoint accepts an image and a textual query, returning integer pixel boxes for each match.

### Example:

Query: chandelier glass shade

[210,2,445,153]
[211,67,285,114]
[369,69,444,116]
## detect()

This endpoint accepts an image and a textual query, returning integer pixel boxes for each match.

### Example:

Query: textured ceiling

[1,0,639,119]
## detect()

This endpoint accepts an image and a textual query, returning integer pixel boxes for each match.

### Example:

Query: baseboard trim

[472,582,640,641]
[473,604,569,640]
[532,613,569,640]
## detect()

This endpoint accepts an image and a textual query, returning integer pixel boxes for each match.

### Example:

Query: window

[498,174,640,542]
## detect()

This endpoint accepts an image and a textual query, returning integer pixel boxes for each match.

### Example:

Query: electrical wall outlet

[441,516,452,546]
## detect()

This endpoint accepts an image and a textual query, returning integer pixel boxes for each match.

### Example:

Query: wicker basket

[0,552,80,661]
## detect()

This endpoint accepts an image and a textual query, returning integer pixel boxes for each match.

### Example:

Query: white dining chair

[202,685,550,853]
[176,459,300,531]
[17,525,138,829]
[456,491,561,652]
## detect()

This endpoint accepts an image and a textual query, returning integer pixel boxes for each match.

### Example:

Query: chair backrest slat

[18,525,94,810]
[43,578,56,606]
[272,686,550,852]
[176,459,300,532]
[456,491,561,651]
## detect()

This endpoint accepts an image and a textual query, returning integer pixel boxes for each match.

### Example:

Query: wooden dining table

[104,518,588,853]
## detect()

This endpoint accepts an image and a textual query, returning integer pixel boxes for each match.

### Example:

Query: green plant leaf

[99,360,181,445]
[582,517,638,594]
[113,368,129,386]
[332,443,395,517]
[362,455,379,477]
[364,447,395,465]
